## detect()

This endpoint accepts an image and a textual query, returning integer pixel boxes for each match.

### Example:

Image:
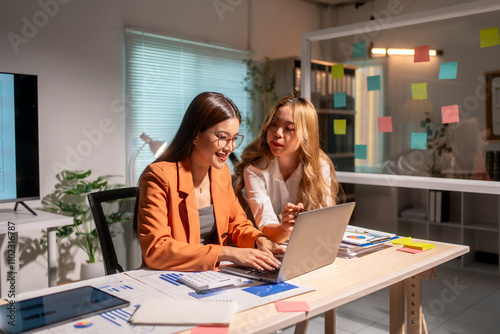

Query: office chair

[88,186,139,275]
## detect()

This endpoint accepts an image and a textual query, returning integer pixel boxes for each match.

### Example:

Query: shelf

[429,221,461,228]
[317,109,356,115]
[398,217,427,224]
[328,153,354,159]
[463,223,499,232]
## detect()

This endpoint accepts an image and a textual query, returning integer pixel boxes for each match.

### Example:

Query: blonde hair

[234,96,340,209]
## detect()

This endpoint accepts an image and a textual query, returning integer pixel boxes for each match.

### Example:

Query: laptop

[220,201,356,283]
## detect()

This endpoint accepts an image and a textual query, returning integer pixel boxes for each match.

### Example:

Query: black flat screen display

[0,72,39,204]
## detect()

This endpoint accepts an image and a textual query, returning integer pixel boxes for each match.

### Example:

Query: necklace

[198,174,210,194]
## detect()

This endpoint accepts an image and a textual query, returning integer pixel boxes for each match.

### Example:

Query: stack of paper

[343,226,396,246]
[129,299,237,326]
[337,242,386,259]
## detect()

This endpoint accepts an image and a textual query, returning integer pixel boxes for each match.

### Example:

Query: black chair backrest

[88,187,139,275]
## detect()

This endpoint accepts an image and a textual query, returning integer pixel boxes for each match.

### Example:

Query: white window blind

[125,29,252,185]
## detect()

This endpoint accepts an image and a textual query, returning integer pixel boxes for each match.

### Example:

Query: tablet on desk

[0,285,130,333]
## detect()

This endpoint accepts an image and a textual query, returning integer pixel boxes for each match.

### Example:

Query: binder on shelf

[428,190,436,222]
[435,191,450,222]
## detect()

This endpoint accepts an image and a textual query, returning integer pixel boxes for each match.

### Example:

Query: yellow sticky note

[331,64,344,79]
[404,242,435,251]
[392,237,412,245]
[334,119,346,135]
[411,83,427,100]
[480,26,500,48]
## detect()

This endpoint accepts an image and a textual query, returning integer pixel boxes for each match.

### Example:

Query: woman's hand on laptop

[218,245,281,271]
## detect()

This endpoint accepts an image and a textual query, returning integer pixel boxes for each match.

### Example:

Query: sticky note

[441,105,460,124]
[367,75,381,91]
[333,92,347,108]
[480,26,500,48]
[392,237,412,245]
[355,145,367,159]
[353,42,367,58]
[404,242,435,251]
[334,119,346,135]
[411,83,427,100]
[411,132,427,150]
[397,247,425,254]
[439,62,458,80]
[378,116,393,133]
[414,45,430,62]
[276,300,311,313]
[192,327,229,334]
[331,64,344,79]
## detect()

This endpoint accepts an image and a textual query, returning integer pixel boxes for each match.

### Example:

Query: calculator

[178,271,245,291]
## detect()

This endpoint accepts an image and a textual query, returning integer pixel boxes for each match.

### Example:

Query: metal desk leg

[47,227,57,287]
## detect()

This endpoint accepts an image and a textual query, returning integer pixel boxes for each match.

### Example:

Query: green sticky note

[333,92,347,108]
[411,83,427,100]
[480,26,500,48]
[353,42,367,58]
[331,64,344,79]
[411,132,427,150]
[367,75,381,91]
[333,119,346,135]
[439,62,458,80]
[355,145,367,159]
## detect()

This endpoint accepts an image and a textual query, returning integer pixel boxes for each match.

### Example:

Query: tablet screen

[0,285,130,333]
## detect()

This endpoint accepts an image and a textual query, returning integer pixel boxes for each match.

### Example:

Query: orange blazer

[137,157,263,271]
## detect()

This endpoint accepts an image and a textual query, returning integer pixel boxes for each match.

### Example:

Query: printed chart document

[129,299,237,326]
[126,269,315,313]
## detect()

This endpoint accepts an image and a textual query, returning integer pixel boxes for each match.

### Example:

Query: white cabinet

[397,188,500,273]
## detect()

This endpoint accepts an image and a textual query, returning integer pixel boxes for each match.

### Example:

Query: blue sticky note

[333,92,347,108]
[243,282,298,297]
[355,145,367,159]
[439,62,458,80]
[367,75,381,91]
[353,42,367,58]
[411,132,427,150]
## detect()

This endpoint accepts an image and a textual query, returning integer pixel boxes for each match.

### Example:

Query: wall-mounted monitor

[0,72,39,206]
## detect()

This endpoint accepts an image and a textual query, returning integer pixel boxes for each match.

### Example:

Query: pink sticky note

[397,247,425,254]
[441,105,459,124]
[276,300,311,313]
[378,116,393,133]
[192,327,229,334]
[414,45,430,62]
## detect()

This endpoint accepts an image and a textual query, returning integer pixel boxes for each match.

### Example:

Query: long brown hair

[156,92,241,163]
[234,96,339,209]
[134,92,241,234]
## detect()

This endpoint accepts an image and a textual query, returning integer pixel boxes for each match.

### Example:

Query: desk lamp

[128,133,167,186]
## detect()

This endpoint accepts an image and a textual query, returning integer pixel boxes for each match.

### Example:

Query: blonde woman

[234,96,340,243]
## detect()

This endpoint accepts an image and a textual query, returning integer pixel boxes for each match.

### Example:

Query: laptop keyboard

[245,267,279,279]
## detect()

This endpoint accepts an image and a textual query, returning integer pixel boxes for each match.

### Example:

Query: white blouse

[243,157,333,230]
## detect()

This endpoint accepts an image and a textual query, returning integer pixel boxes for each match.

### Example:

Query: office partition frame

[300,0,500,195]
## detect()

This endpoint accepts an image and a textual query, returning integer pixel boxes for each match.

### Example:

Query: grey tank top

[199,204,217,245]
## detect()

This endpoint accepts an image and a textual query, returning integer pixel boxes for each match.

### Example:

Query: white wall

[0,0,481,293]
[0,0,320,292]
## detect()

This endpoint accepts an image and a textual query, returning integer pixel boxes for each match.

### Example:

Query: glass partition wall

[301,0,500,194]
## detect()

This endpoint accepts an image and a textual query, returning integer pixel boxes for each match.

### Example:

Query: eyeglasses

[206,130,244,149]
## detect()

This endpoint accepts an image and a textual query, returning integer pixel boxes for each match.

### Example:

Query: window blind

[124,29,252,185]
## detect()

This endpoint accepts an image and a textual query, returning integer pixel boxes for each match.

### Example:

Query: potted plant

[243,57,279,135]
[41,170,129,279]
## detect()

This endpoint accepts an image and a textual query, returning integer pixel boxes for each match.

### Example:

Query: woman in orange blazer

[136,92,284,272]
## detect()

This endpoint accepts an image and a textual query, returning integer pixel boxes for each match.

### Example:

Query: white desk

[0,208,72,293]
